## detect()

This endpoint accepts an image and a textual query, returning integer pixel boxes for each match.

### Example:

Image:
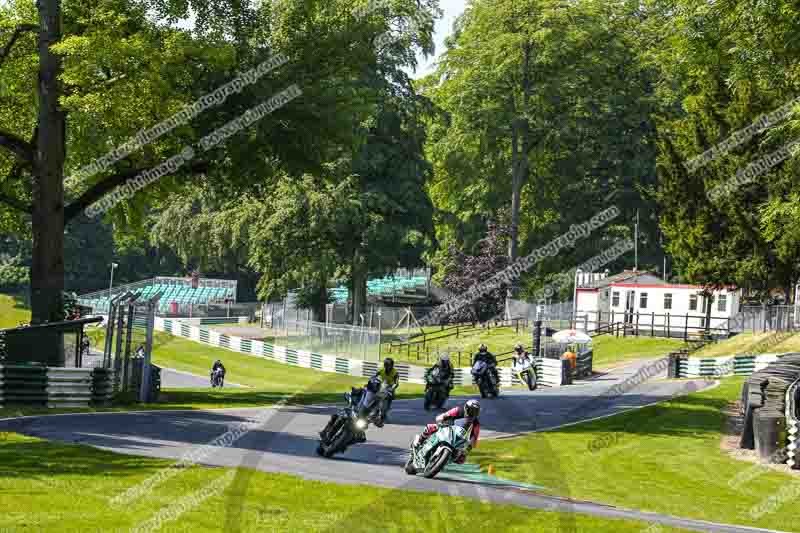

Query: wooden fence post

[684,313,689,340]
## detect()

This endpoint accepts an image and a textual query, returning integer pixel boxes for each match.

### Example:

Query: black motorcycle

[472,360,499,398]
[210,368,225,388]
[424,367,450,410]
[317,386,375,458]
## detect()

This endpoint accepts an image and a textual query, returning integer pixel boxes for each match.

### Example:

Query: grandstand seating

[327,275,429,304]
[78,283,235,313]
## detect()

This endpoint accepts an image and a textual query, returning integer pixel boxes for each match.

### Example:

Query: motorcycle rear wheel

[423,447,452,479]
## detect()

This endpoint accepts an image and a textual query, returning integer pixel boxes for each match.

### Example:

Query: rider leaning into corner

[319,357,399,440]
[413,399,481,464]
[473,343,499,383]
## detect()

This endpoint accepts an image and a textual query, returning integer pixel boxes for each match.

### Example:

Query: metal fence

[730,305,800,333]
[160,301,260,320]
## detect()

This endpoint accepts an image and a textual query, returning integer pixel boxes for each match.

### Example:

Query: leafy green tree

[420,0,661,299]
[646,0,800,301]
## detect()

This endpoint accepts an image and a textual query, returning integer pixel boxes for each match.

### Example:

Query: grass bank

[0,431,692,532]
[471,377,798,531]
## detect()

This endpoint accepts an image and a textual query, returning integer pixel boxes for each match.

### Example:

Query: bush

[0,257,29,292]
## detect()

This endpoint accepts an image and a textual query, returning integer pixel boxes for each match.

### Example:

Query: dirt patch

[721,400,799,477]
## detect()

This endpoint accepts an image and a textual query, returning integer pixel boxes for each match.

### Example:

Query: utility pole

[634,209,639,271]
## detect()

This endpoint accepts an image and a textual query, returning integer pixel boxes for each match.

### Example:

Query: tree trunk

[314,282,327,323]
[350,249,367,326]
[507,41,532,315]
[30,0,66,326]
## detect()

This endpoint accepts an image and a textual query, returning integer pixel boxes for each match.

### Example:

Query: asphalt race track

[1,359,789,533]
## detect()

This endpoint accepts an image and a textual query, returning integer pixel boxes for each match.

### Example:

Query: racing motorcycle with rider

[317,358,399,457]
[406,400,481,478]
[424,353,454,410]
[472,344,500,397]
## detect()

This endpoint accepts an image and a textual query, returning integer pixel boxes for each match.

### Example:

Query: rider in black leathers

[211,359,226,383]
[472,343,499,384]
[426,353,455,391]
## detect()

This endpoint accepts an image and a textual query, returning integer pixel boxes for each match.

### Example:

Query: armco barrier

[1,365,48,406]
[787,377,800,469]
[46,368,94,408]
[0,365,116,409]
[157,318,573,387]
[678,353,784,378]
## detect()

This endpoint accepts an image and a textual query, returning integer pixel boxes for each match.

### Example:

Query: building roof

[578,270,665,290]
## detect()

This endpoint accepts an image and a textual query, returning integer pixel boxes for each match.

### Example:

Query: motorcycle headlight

[355,419,367,430]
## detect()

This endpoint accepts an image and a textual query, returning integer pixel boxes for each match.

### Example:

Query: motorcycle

[355,377,394,427]
[472,360,499,398]
[404,421,472,479]
[514,356,538,391]
[210,368,225,388]
[424,367,450,411]
[317,387,374,458]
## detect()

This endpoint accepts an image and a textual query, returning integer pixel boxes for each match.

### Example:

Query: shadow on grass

[0,433,159,479]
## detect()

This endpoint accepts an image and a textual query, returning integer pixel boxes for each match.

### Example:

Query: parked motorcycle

[472,360,499,398]
[210,368,225,388]
[424,367,450,411]
[317,387,374,458]
[405,422,472,479]
[514,356,538,391]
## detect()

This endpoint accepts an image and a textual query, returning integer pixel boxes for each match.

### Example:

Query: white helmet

[439,353,450,363]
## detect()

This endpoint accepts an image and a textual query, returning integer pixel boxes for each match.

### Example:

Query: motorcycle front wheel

[423,447,452,479]
[525,370,537,391]
[324,426,352,457]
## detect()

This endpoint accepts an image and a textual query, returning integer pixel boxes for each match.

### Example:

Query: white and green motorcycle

[404,422,472,479]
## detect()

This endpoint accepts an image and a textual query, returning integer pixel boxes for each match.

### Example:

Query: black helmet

[367,377,381,392]
[479,344,487,352]
[465,399,480,417]
[384,357,394,372]
[514,343,524,353]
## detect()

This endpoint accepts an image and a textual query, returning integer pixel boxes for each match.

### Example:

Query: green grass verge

[470,377,799,531]
[385,326,684,369]
[0,431,692,532]
[695,331,800,357]
[0,294,30,329]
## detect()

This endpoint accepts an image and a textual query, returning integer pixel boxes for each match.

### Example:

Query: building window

[689,294,698,311]
[640,292,648,309]
[612,291,620,307]
[664,293,672,310]
[718,294,727,312]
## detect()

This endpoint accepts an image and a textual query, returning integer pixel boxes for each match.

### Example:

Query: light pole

[108,262,118,310]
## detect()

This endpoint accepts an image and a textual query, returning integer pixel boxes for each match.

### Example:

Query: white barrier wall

[159,318,569,387]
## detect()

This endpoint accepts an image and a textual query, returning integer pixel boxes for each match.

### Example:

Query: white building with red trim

[574,270,741,336]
